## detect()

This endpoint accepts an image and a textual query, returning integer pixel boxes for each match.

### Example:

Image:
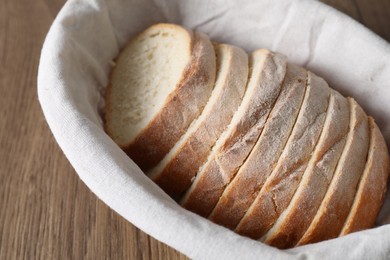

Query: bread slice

[297,98,369,246]
[262,90,350,248]
[235,71,331,239]
[105,24,216,171]
[181,49,288,217]
[208,64,307,230]
[340,117,390,236]
[147,44,249,199]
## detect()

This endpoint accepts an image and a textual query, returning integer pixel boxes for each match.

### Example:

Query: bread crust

[339,117,390,236]
[263,90,350,248]
[181,50,287,217]
[147,44,249,199]
[124,31,216,171]
[297,98,369,246]
[208,64,307,229]
[235,71,331,239]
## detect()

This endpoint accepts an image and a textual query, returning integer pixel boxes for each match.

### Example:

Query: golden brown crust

[124,32,216,171]
[340,117,390,236]
[235,71,331,239]
[181,50,288,217]
[263,90,350,249]
[208,64,307,230]
[296,98,370,246]
[148,44,249,199]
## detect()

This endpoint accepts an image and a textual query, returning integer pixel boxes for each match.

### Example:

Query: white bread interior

[106,24,192,145]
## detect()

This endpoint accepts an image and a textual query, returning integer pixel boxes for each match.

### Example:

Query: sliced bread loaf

[106,24,389,248]
[297,98,370,246]
[262,90,350,248]
[208,64,307,229]
[147,44,249,199]
[105,24,216,170]
[235,71,331,239]
[340,117,390,236]
[181,49,287,217]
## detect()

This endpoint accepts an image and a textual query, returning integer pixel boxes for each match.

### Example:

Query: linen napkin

[38,0,390,259]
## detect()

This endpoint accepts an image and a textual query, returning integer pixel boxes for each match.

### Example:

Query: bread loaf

[105,23,390,249]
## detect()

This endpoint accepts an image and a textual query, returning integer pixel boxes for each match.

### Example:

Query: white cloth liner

[38,0,390,259]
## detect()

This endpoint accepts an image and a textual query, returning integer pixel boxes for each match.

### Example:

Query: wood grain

[0,0,388,259]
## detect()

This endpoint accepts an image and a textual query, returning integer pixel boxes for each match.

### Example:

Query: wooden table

[0,0,389,259]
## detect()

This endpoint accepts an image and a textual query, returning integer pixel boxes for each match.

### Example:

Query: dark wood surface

[0,0,389,259]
